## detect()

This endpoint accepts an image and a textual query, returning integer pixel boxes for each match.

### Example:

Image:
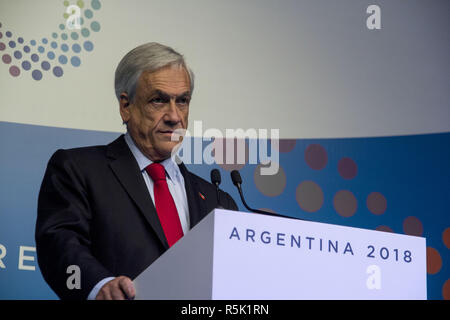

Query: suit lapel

[107,135,169,249]
[178,163,207,229]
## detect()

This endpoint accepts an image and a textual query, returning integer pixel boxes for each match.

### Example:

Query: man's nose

[164,99,182,124]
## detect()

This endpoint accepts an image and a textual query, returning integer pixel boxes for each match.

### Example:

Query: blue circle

[42,38,48,44]
[61,44,69,52]
[6,31,12,38]
[41,61,50,71]
[84,9,93,19]
[90,21,100,32]
[80,17,85,25]
[72,43,81,53]
[52,33,58,39]
[32,69,43,80]
[18,37,24,44]
[14,50,22,59]
[9,41,16,48]
[30,40,36,46]
[71,32,79,40]
[58,55,68,64]
[23,45,30,53]
[38,46,45,53]
[81,28,90,37]
[91,0,101,10]
[22,60,31,70]
[31,54,39,62]
[47,51,55,60]
[83,40,93,51]
[51,41,57,49]
[59,24,65,30]
[61,33,68,40]
[53,66,63,77]
[71,56,81,67]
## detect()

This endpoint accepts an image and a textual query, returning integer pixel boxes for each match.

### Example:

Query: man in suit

[35,43,238,300]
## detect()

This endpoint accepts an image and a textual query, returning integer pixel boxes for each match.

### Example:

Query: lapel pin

[198,192,206,200]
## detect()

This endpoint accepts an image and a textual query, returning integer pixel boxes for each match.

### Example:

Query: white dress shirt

[87,133,190,299]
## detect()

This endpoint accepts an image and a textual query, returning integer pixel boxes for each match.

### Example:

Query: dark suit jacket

[35,134,238,300]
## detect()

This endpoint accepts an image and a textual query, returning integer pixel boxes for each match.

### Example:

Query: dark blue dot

[61,44,69,52]
[58,55,68,64]
[14,50,22,59]
[18,37,24,44]
[38,46,45,53]
[22,60,31,70]
[9,41,16,48]
[71,56,81,67]
[83,41,93,51]
[47,51,55,60]
[42,38,48,44]
[6,31,12,38]
[41,61,50,71]
[51,41,57,49]
[31,54,39,62]
[23,45,30,53]
[32,69,43,80]
[72,43,81,53]
[30,40,36,46]
[53,66,63,77]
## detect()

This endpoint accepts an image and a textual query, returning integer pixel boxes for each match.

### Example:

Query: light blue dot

[91,0,101,10]
[51,41,58,49]
[83,40,93,51]
[90,21,100,32]
[42,38,48,44]
[38,46,45,53]
[85,9,93,19]
[72,43,81,53]
[61,44,69,52]
[30,40,36,46]
[81,28,90,37]
[71,32,79,40]
[47,51,55,60]
[59,24,65,30]
[71,56,81,67]
[59,55,68,64]
[52,33,58,39]
[61,33,68,41]
[80,17,84,25]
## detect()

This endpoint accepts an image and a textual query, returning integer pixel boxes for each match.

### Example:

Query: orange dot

[443,279,450,300]
[426,247,442,275]
[376,225,394,233]
[403,216,423,237]
[443,227,450,249]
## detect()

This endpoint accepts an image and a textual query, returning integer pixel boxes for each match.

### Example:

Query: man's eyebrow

[151,90,191,99]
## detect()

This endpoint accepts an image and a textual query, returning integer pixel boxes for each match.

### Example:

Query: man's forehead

[139,66,190,94]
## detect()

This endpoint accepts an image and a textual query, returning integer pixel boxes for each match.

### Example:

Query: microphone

[230,170,279,217]
[210,169,223,209]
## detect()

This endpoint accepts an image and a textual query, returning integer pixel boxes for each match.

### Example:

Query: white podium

[134,209,427,300]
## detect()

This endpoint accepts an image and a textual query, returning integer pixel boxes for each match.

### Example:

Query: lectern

[134,209,427,299]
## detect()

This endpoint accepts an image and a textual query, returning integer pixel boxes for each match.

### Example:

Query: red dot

[305,144,327,170]
[376,225,394,233]
[426,247,442,275]
[9,65,20,77]
[338,157,357,179]
[442,227,450,249]
[2,53,11,64]
[366,192,387,215]
[403,216,423,237]
[443,279,450,300]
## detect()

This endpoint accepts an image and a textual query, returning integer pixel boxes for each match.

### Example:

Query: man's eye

[177,98,190,105]
[150,97,164,104]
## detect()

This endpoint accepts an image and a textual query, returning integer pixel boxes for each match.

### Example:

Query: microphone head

[230,170,242,186]
[210,169,221,186]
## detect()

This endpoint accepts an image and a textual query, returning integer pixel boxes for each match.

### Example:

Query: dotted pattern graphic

[0,0,101,80]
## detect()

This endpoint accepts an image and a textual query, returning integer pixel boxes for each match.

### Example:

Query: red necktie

[145,163,184,247]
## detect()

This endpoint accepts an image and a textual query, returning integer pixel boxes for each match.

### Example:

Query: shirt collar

[124,132,182,182]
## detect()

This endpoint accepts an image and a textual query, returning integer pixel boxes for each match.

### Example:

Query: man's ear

[119,92,131,124]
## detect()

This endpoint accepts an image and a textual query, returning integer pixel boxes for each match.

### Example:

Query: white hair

[114,42,195,102]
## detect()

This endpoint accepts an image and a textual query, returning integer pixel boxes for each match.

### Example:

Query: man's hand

[95,276,135,300]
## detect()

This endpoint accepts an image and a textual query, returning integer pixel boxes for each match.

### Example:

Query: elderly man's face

[120,65,191,161]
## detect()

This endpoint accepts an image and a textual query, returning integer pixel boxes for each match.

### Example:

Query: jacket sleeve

[35,149,114,300]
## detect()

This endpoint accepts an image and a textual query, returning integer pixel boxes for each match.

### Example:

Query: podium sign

[134,209,427,299]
